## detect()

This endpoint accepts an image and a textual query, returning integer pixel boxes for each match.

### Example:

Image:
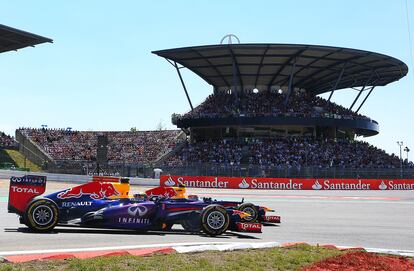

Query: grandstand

[0,24,52,53]
[17,128,185,175]
[0,131,18,169]
[0,132,17,149]
[151,42,412,178]
[19,128,183,164]
[0,24,51,171]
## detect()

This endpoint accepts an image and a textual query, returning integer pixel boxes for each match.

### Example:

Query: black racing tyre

[238,203,259,222]
[24,198,59,232]
[200,205,230,236]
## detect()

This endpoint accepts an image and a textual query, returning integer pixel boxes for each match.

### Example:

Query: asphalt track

[0,179,413,254]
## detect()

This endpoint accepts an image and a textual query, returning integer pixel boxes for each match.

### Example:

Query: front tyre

[238,203,259,222]
[200,205,229,236]
[24,199,58,232]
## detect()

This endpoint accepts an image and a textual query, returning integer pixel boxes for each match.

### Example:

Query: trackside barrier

[0,170,160,186]
[160,175,414,190]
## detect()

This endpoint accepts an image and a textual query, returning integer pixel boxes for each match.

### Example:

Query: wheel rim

[242,207,256,221]
[206,211,225,230]
[32,205,53,226]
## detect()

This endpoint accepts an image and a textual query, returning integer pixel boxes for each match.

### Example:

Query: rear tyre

[200,205,229,236]
[238,203,259,222]
[24,198,58,232]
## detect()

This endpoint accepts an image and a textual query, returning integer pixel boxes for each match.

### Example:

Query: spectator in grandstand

[165,137,407,170]
[177,91,370,122]
[0,132,18,148]
[19,128,413,171]
[20,128,182,164]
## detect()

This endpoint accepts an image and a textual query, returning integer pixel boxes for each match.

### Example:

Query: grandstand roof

[0,24,52,54]
[153,44,408,95]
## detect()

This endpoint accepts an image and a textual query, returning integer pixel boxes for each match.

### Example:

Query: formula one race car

[8,175,280,236]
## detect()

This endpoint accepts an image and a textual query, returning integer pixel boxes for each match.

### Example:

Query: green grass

[0,149,15,166]
[0,244,345,271]
[0,149,41,172]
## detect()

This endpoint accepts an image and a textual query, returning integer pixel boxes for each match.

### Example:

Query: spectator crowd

[165,137,412,169]
[20,128,182,164]
[178,91,370,121]
[0,131,18,148]
[17,128,414,171]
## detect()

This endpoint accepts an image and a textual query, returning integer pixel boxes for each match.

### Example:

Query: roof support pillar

[356,85,376,113]
[327,62,347,102]
[349,72,374,110]
[284,58,297,106]
[232,60,238,98]
[173,61,194,111]
[229,47,242,97]
[267,48,307,91]
[349,88,364,111]
[213,86,218,95]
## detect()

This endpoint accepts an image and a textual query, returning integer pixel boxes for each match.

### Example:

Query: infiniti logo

[127,205,148,217]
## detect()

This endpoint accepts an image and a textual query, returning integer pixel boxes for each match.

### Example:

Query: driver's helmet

[172,186,186,199]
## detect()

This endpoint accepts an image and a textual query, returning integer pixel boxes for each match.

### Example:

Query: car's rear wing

[8,175,47,215]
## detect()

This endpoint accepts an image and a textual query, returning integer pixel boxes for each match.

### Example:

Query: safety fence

[0,169,159,186]
[42,161,414,179]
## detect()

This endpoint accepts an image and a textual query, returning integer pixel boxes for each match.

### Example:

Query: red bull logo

[57,182,119,200]
[145,187,177,198]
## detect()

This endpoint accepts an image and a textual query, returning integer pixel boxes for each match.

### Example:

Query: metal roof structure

[0,24,52,54]
[153,44,408,95]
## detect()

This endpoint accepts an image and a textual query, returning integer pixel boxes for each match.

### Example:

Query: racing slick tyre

[200,205,230,236]
[238,203,259,222]
[23,198,59,232]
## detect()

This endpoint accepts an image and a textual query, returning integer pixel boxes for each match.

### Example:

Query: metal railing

[45,160,414,179]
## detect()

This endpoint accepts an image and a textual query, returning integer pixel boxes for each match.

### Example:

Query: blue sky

[0,0,413,157]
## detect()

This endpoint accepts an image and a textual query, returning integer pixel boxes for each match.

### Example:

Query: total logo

[237,222,262,232]
[127,205,148,217]
[238,179,250,189]
[10,186,39,194]
[312,181,323,190]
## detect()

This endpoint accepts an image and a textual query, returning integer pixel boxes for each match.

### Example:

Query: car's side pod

[8,175,47,215]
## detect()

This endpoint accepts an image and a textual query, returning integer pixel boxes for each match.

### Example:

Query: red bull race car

[8,175,280,236]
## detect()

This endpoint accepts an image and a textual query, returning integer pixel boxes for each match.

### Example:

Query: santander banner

[160,175,414,190]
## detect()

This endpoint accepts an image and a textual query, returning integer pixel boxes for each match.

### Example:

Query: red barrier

[160,175,414,190]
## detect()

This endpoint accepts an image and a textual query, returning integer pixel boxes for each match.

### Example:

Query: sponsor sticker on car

[236,222,262,233]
